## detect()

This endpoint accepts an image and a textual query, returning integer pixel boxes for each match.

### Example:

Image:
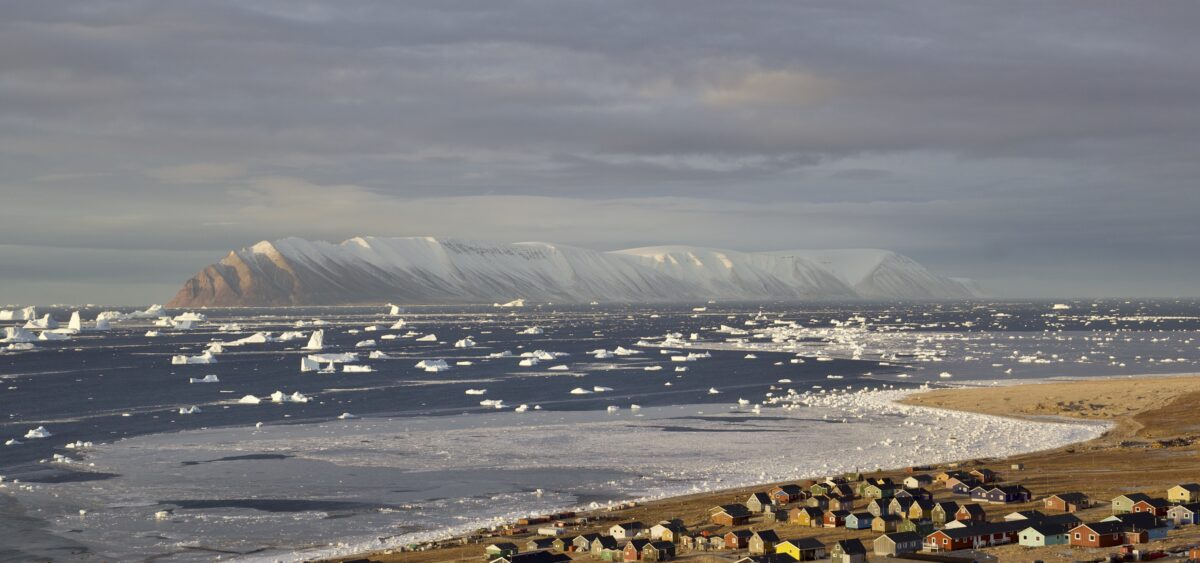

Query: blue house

[845,512,874,530]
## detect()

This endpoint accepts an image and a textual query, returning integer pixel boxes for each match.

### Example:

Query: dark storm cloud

[0,0,1198,302]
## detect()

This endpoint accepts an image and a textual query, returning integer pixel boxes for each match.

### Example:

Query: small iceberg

[189,374,220,384]
[644,365,662,371]
[593,386,613,392]
[569,387,593,395]
[464,389,487,395]
[171,351,217,365]
[145,330,160,337]
[302,330,324,351]
[514,404,529,413]
[630,404,642,410]
[707,387,721,394]
[517,327,544,335]
[238,395,261,405]
[939,371,953,378]
[178,406,201,414]
[5,438,23,446]
[342,365,374,373]
[24,426,52,439]
[354,339,376,348]
[415,334,437,342]
[415,359,450,372]
[338,412,357,420]
[454,337,476,348]
[368,350,393,360]
[606,405,620,413]
[548,364,569,371]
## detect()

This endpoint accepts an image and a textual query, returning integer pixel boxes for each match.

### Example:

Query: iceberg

[127,304,164,319]
[3,342,36,351]
[337,412,357,419]
[171,350,217,365]
[237,395,261,404]
[389,319,406,329]
[300,356,321,372]
[548,364,569,371]
[224,332,273,346]
[189,374,220,383]
[388,303,404,316]
[494,298,525,308]
[454,337,476,348]
[68,311,83,332]
[415,334,437,342]
[355,339,376,348]
[2,327,37,343]
[415,359,450,372]
[173,312,206,322]
[178,406,201,414]
[517,327,544,335]
[24,426,52,439]
[464,389,487,395]
[593,386,613,392]
[303,330,325,351]
[0,306,37,321]
[342,364,374,373]
[367,350,393,359]
[487,350,513,358]
[569,387,592,395]
[23,314,58,330]
[306,352,358,364]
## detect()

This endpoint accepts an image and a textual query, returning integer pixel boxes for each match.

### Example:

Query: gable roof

[1107,512,1166,530]
[1049,492,1089,503]
[1114,492,1153,503]
[935,521,1028,539]
[880,532,922,543]
[749,492,773,504]
[834,539,867,554]
[753,529,781,543]
[780,537,825,550]
[1172,483,1200,492]
[713,503,752,518]
[1073,521,1125,535]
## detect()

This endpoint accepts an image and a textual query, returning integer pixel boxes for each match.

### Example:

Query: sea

[1,300,1198,561]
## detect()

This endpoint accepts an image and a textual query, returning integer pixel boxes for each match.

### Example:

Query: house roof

[573,533,600,542]
[1135,497,1172,508]
[753,529,781,542]
[624,539,651,550]
[735,554,798,563]
[1073,521,1125,535]
[834,539,868,554]
[880,532,922,543]
[1020,522,1072,536]
[749,492,773,503]
[725,529,754,539]
[647,541,674,551]
[934,501,959,511]
[1049,492,1089,503]
[1107,512,1166,530]
[1170,502,1200,513]
[1173,483,1200,492]
[592,536,619,549]
[613,521,644,530]
[713,503,752,518]
[528,538,556,548]
[1115,492,1153,503]
[487,543,519,551]
[774,484,803,494]
[780,537,825,550]
[934,521,1028,539]
[958,504,986,515]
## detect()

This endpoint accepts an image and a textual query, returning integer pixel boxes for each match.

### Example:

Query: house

[873,531,922,556]
[610,522,644,540]
[623,539,651,561]
[955,503,987,523]
[805,494,831,510]
[708,535,726,550]
[1130,497,1171,516]
[844,512,873,530]
[902,487,933,501]
[747,492,775,514]
[769,484,805,505]
[1167,502,1200,525]
[1169,483,1200,504]
[724,529,753,550]
[924,521,1025,552]
[1103,512,1170,541]
[1111,492,1153,514]
[871,514,901,533]
[897,518,935,535]
[969,469,998,484]
[649,520,685,541]
[591,536,620,553]
[907,499,936,520]
[775,538,826,561]
[931,501,959,526]
[862,483,896,500]
[1044,492,1089,513]
[904,474,933,489]
[823,509,848,528]
[946,477,982,495]
[970,484,1031,504]
[490,551,571,563]
[1068,521,1125,547]
[889,497,915,517]
[571,534,600,553]
[936,470,969,484]
[485,543,519,559]
[1017,522,1071,546]
[827,496,854,512]
[550,538,573,552]
[526,538,556,552]
[642,541,675,562]
[789,506,823,528]
[710,504,752,526]
[1003,510,1044,522]
[749,530,781,555]
[829,539,867,563]
[830,483,856,499]
[866,499,888,517]
[809,482,832,496]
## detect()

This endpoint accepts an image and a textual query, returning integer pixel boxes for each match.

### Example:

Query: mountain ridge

[166,236,982,307]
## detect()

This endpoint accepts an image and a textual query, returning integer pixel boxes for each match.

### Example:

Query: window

[1074,533,1081,540]
[1088,534,1096,541]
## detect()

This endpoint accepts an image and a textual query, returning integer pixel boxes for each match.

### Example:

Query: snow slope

[167,237,981,306]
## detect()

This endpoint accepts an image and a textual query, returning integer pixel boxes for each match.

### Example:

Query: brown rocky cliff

[166,250,301,307]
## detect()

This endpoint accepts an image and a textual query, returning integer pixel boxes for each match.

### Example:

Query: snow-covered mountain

[166,237,982,307]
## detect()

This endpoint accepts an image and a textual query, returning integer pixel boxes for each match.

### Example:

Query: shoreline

[330,373,1200,563]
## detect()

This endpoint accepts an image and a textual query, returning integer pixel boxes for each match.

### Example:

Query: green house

[829,539,868,563]
[1112,493,1152,514]
[1018,523,1070,546]
[897,518,935,535]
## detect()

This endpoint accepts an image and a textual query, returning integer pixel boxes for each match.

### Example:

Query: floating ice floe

[494,298,525,308]
[337,412,356,419]
[171,351,217,365]
[415,359,450,372]
[593,386,613,392]
[24,426,52,439]
[178,406,201,415]
[367,350,393,360]
[415,334,437,342]
[2,327,37,343]
[355,339,376,348]
[174,312,206,323]
[302,330,324,351]
[548,364,569,371]
[517,327,543,335]
[744,354,758,359]
[569,387,592,395]
[271,390,310,403]
[388,303,404,316]
[630,404,642,410]
[307,352,358,364]
[144,330,160,337]
[939,371,953,378]
[644,366,662,371]
[4,439,22,446]
[464,389,487,395]
[708,387,721,394]
[388,319,407,330]
[488,350,513,358]
[237,395,261,405]
[518,358,539,367]
[189,374,220,384]
[613,346,641,356]
[514,404,528,413]
[343,365,374,373]
[479,399,504,408]
[64,440,93,449]
[593,350,614,359]
[454,337,476,348]
[606,406,620,413]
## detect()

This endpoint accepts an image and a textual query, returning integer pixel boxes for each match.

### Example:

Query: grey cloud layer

[1,1,1198,302]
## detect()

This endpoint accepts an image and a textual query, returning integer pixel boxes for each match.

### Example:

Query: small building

[592,536,620,553]
[969,469,998,484]
[907,499,936,521]
[1003,510,1044,522]
[897,518,935,536]
[1044,492,1089,513]
[930,501,959,526]
[623,539,651,561]
[710,504,752,526]
[955,503,986,523]
[823,509,848,528]
[827,496,854,512]
[809,482,831,496]
[789,506,823,528]
[805,494,831,510]
[1103,512,1170,541]
[526,538,555,552]
[970,484,1031,504]
[829,539,867,563]
[1130,497,1171,516]
[1167,502,1200,525]
[643,541,675,562]
[649,520,685,542]
[873,531,921,556]
[485,543,519,559]
[769,484,805,505]
[889,497,915,517]
[747,492,775,514]
[1168,483,1200,504]
[862,483,896,500]
[610,522,644,540]
[871,514,901,533]
[724,529,753,550]
[844,512,873,530]
[774,538,826,561]
[571,534,600,553]
[1068,521,1124,548]
[866,499,888,518]
[904,474,933,489]
[1017,523,1071,547]
[749,530,781,555]
[1111,493,1153,515]
[924,521,1024,552]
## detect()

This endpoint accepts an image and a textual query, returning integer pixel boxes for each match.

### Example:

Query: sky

[2,1,1198,304]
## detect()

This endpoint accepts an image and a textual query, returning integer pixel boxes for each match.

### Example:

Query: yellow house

[1169,484,1200,503]
[775,538,826,561]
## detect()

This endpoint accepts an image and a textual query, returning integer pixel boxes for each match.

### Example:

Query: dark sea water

[1,300,1197,560]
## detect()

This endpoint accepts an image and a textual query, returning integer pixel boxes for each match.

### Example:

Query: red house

[1131,498,1170,516]
[724,530,752,550]
[1069,522,1124,548]
[624,539,651,561]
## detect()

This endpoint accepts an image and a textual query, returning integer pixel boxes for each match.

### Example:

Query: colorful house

[710,504,752,526]
[1044,492,1089,513]
[873,531,921,556]
[775,538,826,561]
[1168,484,1200,504]
[749,530,781,555]
[829,539,867,563]
[1018,523,1071,546]
[844,512,873,530]
[1069,522,1124,548]
[1167,502,1200,526]
[1112,493,1153,515]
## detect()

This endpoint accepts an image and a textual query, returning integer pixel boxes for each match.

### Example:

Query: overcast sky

[2,1,1198,304]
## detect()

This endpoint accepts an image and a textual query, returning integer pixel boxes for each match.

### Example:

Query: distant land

[166,236,983,307]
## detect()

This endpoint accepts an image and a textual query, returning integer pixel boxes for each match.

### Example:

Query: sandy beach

[337,373,1200,563]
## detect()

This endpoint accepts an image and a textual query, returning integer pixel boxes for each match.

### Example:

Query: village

[342,467,1200,563]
